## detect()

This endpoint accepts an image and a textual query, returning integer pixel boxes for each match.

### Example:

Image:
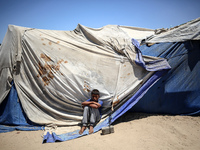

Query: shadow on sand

[112,112,164,125]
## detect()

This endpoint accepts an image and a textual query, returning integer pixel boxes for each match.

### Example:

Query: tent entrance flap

[0,83,44,133]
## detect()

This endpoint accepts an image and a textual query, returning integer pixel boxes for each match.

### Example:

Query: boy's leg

[89,108,101,134]
[89,125,94,134]
[79,106,90,134]
[79,126,86,135]
[82,106,90,126]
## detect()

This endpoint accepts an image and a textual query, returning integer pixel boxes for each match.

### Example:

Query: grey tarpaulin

[0,24,170,126]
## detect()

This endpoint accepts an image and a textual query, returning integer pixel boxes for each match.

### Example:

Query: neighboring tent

[0,17,199,142]
[132,17,200,115]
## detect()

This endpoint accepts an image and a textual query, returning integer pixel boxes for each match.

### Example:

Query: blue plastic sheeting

[0,125,44,133]
[43,70,167,143]
[132,40,200,115]
[132,39,171,72]
[0,83,44,133]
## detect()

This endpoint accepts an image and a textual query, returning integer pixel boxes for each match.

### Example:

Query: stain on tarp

[37,53,68,86]
[113,96,120,106]
[40,53,52,62]
[83,80,91,93]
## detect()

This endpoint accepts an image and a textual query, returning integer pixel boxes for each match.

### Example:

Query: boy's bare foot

[79,126,86,135]
[89,126,94,134]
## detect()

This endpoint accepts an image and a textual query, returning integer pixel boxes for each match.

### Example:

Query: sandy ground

[0,112,200,150]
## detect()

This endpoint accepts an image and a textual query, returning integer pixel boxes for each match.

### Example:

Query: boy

[79,89,103,134]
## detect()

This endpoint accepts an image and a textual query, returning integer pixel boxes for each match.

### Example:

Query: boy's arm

[89,101,101,108]
[82,101,93,106]
[82,101,101,109]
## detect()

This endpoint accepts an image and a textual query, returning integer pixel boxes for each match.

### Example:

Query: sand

[0,112,200,150]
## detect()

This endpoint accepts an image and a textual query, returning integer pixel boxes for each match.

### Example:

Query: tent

[0,17,199,142]
[0,23,169,136]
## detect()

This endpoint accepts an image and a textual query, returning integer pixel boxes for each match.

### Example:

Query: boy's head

[91,89,100,102]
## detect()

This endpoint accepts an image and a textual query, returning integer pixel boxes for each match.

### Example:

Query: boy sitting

[79,89,103,134]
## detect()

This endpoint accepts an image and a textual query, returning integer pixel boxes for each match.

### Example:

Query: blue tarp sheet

[0,83,44,133]
[132,40,200,115]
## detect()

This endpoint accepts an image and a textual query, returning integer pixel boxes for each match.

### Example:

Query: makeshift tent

[0,17,199,142]
[0,23,169,124]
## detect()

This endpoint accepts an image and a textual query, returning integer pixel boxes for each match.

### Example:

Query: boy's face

[91,94,99,102]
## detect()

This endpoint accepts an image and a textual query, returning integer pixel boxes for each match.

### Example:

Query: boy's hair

[91,89,100,96]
